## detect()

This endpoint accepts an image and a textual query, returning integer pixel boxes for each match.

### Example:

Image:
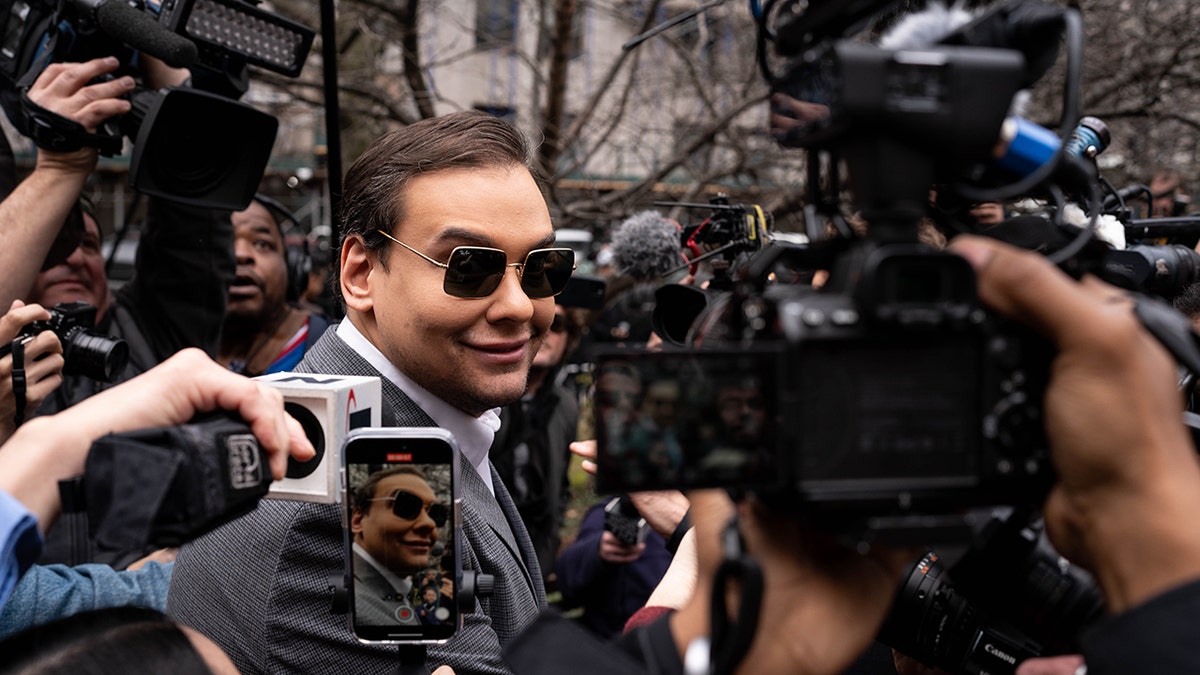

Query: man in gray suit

[168,111,576,674]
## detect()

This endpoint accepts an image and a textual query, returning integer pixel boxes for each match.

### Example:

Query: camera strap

[10,336,27,428]
[708,515,763,675]
[14,29,124,156]
[19,89,124,155]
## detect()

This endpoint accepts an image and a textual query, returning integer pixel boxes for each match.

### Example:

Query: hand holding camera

[0,300,62,441]
[25,57,134,138]
[0,348,314,534]
[953,235,1200,614]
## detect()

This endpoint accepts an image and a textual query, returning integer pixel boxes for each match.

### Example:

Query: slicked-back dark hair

[335,110,538,305]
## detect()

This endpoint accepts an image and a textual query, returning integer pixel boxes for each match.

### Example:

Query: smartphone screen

[342,428,460,643]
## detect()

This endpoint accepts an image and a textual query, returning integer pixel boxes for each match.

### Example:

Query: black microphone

[610,210,685,282]
[1104,184,1151,211]
[88,0,198,68]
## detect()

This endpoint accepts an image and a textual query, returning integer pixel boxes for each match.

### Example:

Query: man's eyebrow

[431,226,557,251]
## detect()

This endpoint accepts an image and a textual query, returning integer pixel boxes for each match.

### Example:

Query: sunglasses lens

[391,490,423,520]
[445,247,507,298]
[427,503,450,528]
[521,249,575,298]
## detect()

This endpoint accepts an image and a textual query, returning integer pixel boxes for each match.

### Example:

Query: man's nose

[64,244,88,266]
[413,508,438,532]
[234,238,255,263]
[486,266,536,324]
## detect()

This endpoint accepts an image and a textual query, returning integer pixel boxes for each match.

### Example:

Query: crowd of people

[1,38,1200,675]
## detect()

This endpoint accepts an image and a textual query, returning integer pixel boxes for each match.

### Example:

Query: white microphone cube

[255,373,383,503]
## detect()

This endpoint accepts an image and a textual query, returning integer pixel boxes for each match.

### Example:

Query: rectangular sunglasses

[369,488,450,527]
[377,229,576,299]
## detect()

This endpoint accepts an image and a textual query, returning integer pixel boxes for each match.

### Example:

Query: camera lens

[60,327,129,382]
[880,551,1042,675]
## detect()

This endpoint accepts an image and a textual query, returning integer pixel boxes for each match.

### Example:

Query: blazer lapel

[459,459,538,600]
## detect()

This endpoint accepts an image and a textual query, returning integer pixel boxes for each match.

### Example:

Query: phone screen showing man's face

[345,434,457,643]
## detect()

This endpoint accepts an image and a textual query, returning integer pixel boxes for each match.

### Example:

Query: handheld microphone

[87,0,198,68]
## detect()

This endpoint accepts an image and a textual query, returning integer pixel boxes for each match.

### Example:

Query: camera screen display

[594,337,984,500]
[793,337,981,491]
[595,348,782,493]
[343,431,458,643]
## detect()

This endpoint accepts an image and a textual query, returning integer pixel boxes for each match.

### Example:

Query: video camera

[595,0,1090,539]
[0,0,314,210]
[0,300,127,381]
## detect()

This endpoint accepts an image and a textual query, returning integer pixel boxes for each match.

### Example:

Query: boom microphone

[90,0,198,68]
[609,210,686,282]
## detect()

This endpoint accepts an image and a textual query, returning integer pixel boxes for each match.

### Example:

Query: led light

[160,0,314,77]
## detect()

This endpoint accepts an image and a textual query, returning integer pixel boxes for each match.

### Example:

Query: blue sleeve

[0,490,42,611]
[0,560,173,639]
[554,504,608,605]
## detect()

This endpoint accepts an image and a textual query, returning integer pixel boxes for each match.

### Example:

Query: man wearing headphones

[218,196,332,376]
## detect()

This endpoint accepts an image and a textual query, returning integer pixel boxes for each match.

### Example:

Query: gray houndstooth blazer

[167,329,547,674]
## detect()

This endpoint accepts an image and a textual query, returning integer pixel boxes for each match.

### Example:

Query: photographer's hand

[0,348,314,533]
[598,530,645,564]
[0,58,134,308]
[0,301,63,443]
[26,57,134,136]
[952,235,1200,613]
[570,439,690,538]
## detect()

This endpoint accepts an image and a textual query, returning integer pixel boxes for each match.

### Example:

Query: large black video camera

[0,0,314,210]
[594,0,1089,539]
[0,301,127,381]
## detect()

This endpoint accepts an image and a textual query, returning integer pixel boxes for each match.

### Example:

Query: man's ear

[341,235,376,314]
[350,507,366,536]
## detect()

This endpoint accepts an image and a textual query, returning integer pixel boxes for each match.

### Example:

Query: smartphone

[341,427,461,643]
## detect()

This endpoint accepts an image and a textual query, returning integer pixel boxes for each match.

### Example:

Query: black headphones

[251,194,312,302]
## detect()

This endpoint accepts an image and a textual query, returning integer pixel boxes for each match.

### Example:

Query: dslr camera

[0,301,127,382]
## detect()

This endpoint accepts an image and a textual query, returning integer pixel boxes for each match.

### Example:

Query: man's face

[532,305,569,369]
[358,166,557,415]
[352,473,441,577]
[717,384,766,443]
[228,201,288,321]
[29,214,110,320]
